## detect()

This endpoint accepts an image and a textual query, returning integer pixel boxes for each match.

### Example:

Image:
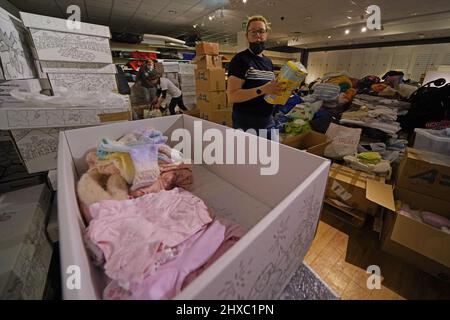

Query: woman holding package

[227,15,283,134]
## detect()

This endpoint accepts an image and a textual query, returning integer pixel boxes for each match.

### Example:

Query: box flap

[366,179,395,211]
[329,164,383,190]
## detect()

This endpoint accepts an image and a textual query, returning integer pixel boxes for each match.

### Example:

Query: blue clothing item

[273,94,303,114]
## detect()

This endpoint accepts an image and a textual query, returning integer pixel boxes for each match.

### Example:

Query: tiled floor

[305,210,450,300]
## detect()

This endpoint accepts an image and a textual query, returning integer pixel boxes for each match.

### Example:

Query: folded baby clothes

[103,219,227,300]
[85,188,213,287]
[343,154,391,176]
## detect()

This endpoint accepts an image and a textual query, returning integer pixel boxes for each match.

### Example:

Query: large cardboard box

[0,184,53,299]
[281,131,331,157]
[57,115,330,299]
[195,55,222,70]
[196,91,227,111]
[206,109,233,127]
[396,148,450,202]
[20,12,112,64]
[195,42,219,56]
[195,69,226,92]
[326,163,395,216]
[382,187,450,281]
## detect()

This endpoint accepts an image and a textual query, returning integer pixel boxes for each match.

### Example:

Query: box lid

[20,11,111,38]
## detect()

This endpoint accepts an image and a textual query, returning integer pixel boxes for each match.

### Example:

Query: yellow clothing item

[97,152,135,185]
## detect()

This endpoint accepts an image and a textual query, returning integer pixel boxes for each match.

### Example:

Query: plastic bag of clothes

[324,123,362,159]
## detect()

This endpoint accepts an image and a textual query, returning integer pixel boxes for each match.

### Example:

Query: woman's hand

[262,80,284,96]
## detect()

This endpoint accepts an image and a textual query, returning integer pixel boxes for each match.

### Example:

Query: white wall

[306,43,450,83]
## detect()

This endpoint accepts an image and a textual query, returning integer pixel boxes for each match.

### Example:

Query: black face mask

[249,41,265,55]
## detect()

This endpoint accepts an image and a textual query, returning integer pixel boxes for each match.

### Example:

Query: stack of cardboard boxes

[195,42,232,127]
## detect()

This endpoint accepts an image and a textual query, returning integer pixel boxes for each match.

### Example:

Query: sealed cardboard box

[195,42,219,56]
[196,91,227,111]
[0,184,53,299]
[396,148,450,202]
[207,109,232,127]
[281,131,331,157]
[195,69,226,92]
[326,163,395,216]
[195,55,222,70]
[57,115,330,299]
[382,187,450,281]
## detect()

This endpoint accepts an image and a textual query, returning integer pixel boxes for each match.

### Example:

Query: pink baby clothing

[85,188,212,286]
[103,219,226,300]
[182,218,247,289]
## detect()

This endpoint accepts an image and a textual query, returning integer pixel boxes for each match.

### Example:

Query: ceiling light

[243,0,247,3]
[327,35,332,39]
[208,15,213,21]
[347,16,352,20]
[345,29,350,35]
[193,24,197,29]
[361,27,367,32]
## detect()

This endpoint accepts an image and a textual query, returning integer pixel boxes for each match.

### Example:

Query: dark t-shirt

[228,49,275,117]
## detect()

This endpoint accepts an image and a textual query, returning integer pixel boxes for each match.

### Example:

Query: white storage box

[414,128,450,156]
[178,63,196,74]
[0,104,131,130]
[0,8,36,80]
[47,73,118,93]
[161,62,180,73]
[57,115,330,299]
[0,184,53,299]
[20,12,112,64]
[0,79,42,102]
[179,74,195,86]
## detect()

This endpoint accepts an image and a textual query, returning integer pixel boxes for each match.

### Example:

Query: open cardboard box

[57,115,331,299]
[326,164,395,217]
[382,187,450,281]
[396,147,450,202]
[281,130,331,157]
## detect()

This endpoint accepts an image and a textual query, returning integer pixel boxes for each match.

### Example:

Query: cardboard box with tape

[326,163,395,218]
[194,55,222,70]
[196,91,227,111]
[195,69,226,92]
[195,42,219,56]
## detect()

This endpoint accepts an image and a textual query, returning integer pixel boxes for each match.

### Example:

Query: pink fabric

[182,218,247,289]
[130,163,193,197]
[103,219,226,300]
[85,188,212,285]
[422,211,450,229]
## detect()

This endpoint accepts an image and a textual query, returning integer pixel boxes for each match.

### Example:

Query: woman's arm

[227,76,283,104]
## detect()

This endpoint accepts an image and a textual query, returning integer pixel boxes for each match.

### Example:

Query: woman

[227,15,283,135]
[146,69,188,115]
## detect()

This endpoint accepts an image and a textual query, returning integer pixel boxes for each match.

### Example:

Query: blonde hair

[246,15,271,32]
